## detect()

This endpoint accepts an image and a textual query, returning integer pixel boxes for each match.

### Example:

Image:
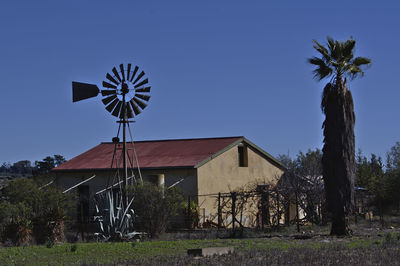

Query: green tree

[386,142,400,172]
[10,160,32,175]
[385,142,400,207]
[34,155,66,175]
[355,149,370,188]
[309,36,371,235]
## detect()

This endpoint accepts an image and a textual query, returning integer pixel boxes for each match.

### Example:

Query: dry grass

[130,244,400,266]
[1,220,400,265]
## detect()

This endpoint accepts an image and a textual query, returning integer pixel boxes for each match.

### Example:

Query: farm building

[52,136,285,227]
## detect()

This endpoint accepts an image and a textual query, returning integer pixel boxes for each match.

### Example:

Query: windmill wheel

[101,64,151,118]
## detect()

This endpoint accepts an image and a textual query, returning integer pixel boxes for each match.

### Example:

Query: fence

[77,184,372,239]
[182,185,307,233]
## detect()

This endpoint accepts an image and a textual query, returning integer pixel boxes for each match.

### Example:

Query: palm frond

[352,57,371,66]
[330,39,342,61]
[327,36,336,53]
[346,65,364,80]
[308,56,326,66]
[312,40,331,63]
[342,39,355,60]
[312,65,333,81]
[310,36,370,83]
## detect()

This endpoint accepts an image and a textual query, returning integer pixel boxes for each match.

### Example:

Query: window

[238,145,248,167]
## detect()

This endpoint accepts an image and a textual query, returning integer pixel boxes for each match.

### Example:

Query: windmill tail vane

[72,63,151,119]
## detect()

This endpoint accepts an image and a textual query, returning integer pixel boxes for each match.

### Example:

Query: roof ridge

[100,136,244,144]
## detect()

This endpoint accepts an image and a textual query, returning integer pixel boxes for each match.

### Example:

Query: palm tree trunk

[321,80,355,236]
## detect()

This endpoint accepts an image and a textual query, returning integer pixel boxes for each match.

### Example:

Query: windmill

[72,63,151,202]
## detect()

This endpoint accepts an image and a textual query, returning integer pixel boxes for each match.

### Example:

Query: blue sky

[0,1,399,164]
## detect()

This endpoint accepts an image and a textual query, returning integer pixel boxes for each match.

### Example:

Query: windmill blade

[133,71,145,85]
[129,100,141,115]
[119,64,125,81]
[129,66,139,82]
[101,90,116,96]
[126,102,134,118]
[103,81,117,89]
[105,98,119,113]
[72,81,99,102]
[134,78,148,88]
[133,97,147,110]
[106,73,120,85]
[112,67,122,83]
[112,101,123,117]
[102,95,117,105]
[135,86,151,93]
[126,64,132,81]
[135,93,151,102]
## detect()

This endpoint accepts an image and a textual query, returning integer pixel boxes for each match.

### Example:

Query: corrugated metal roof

[53,137,244,171]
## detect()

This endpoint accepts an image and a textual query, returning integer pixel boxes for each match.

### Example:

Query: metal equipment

[72,63,151,203]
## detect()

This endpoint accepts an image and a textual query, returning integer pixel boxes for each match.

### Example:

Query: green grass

[0,237,389,266]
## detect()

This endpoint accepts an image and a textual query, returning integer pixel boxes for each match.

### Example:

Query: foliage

[355,147,400,221]
[94,190,139,241]
[309,36,371,236]
[11,160,33,175]
[0,161,33,176]
[309,37,371,81]
[0,201,32,246]
[0,155,66,178]
[0,178,74,245]
[386,142,400,171]
[34,155,66,175]
[128,182,184,238]
[183,200,199,229]
[356,151,386,199]
[385,142,400,205]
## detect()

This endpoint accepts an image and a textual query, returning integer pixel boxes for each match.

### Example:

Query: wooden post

[354,191,358,224]
[276,191,280,228]
[231,192,236,236]
[217,192,222,229]
[295,192,300,233]
[187,195,191,229]
[261,191,265,230]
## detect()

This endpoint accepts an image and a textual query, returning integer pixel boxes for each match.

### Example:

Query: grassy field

[1,231,400,265]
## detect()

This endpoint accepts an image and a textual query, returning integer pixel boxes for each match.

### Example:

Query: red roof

[53,137,244,171]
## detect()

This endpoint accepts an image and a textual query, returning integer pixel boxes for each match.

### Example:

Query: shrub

[0,201,33,245]
[128,182,184,238]
[0,178,74,245]
[94,190,137,241]
[183,200,199,229]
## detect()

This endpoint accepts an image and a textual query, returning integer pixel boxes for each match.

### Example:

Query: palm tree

[309,37,371,235]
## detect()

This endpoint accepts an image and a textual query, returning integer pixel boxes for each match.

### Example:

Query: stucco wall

[196,142,284,224]
[54,168,197,216]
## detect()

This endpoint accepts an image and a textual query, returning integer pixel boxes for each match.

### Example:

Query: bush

[183,200,199,229]
[0,201,33,245]
[0,178,74,245]
[128,182,184,238]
